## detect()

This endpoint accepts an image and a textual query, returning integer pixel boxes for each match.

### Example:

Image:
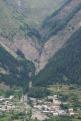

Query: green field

[48,84,81,100]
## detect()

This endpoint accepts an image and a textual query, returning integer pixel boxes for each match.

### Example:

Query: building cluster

[0,96,15,112]
[0,95,29,115]
[29,95,75,117]
[0,95,25,113]
[0,94,76,120]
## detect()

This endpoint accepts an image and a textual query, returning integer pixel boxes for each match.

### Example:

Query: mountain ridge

[34,27,81,86]
[0,0,81,87]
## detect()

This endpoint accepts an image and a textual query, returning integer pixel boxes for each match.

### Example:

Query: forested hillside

[34,28,81,86]
[0,45,35,90]
[0,0,81,88]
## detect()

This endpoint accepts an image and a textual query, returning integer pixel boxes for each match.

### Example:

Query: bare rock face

[0,0,81,73]
[0,37,41,71]
[38,9,81,72]
[37,0,81,72]
[11,38,41,70]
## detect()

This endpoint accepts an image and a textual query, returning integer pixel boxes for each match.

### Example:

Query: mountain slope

[1,0,81,73]
[0,43,35,90]
[0,0,68,72]
[37,0,81,71]
[40,0,81,42]
[0,0,81,87]
[34,28,81,86]
[0,0,65,33]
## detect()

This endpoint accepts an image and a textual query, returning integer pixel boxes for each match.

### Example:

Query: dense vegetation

[45,116,72,121]
[0,46,35,90]
[34,28,81,86]
[28,87,51,98]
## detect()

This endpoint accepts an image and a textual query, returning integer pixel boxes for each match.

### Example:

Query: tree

[28,87,50,98]
[24,109,32,121]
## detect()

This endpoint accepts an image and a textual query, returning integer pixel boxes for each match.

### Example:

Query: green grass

[48,84,81,99]
[0,113,10,121]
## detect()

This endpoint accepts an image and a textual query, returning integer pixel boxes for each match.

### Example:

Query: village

[29,95,75,120]
[0,94,29,116]
[0,80,80,121]
[0,93,76,121]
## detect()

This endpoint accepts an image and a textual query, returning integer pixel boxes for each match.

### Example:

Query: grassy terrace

[48,84,81,100]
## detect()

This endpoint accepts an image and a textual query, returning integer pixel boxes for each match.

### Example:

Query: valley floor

[0,84,81,121]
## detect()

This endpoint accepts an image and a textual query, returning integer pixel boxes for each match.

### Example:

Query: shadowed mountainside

[34,28,81,86]
[0,0,81,87]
